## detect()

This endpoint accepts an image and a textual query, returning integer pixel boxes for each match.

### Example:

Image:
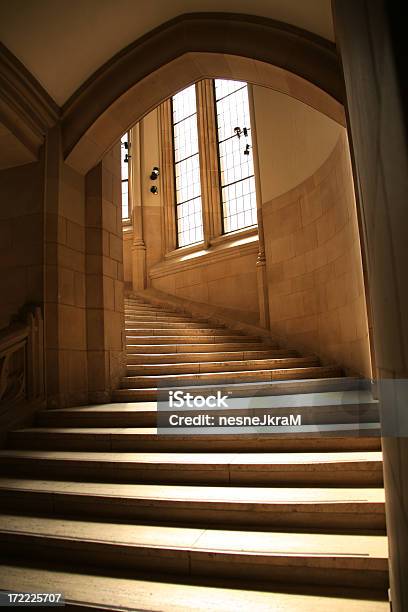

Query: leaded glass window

[172,85,204,247]
[121,133,130,219]
[214,80,257,233]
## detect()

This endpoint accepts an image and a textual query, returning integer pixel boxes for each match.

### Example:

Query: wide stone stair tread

[0,513,388,562]
[0,478,385,504]
[0,450,383,486]
[113,377,366,401]
[126,356,320,374]
[0,479,385,530]
[126,349,299,363]
[0,563,390,612]
[0,449,384,465]
[6,425,382,456]
[34,395,379,429]
[125,342,275,353]
[125,320,225,328]
[120,366,343,388]
[0,514,389,588]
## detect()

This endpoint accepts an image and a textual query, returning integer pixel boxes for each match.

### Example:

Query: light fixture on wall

[150,186,159,195]
[121,139,131,163]
[150,166,160,180]
[234,127,248,139]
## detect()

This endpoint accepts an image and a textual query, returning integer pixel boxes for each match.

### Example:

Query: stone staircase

[0,295,388,610]
[114,296,355,401]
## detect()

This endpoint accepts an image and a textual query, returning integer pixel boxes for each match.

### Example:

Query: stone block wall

[263,132,372,376]
[44,127,89,407]
[151,244,260,325]
[0,159,44,330]
[85,144,125,404]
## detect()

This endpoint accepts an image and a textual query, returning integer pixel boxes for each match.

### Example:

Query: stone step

[125,335,257,345]
[0,515,389,589]
[125,313,199,322]
[126,356,320,375]
[125,328,238,337]
[124,303,181,310]
[125,314,199,323]
[0,479,385,531]
[36,396,379,429]
[126,349,298,364]
[5,427,381,453]
[0,563,389,611]
[125,342,273,353]
[120,366,344,389]
[0,450,384,485]
[113,376,365,401]
[125,320,219,329]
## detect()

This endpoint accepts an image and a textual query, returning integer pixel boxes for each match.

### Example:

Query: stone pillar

[129,124,146,291]
[85,144,125,403]
[333,2,408,610]
[196,79,223,244]
[248,85,270,329]
[158,100,177,255]
[44,126,88,407]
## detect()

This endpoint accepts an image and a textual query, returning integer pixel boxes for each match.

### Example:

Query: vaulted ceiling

[0,0,334,105]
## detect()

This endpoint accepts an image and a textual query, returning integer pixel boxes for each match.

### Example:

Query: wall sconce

[150,166,160,180]
[150,186,159,195]
[121,138,131,163]
[234,127,248,139]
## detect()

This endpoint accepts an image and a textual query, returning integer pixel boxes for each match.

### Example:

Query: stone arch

[61,13,344,174]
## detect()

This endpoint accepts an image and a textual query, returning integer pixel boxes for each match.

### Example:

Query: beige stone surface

[0,564,388,612]
[263,134,372,377]
[0,160,44,330]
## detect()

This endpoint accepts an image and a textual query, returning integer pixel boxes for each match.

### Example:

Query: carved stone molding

[0,43,59,157]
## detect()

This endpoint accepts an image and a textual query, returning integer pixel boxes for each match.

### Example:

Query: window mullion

[196,79,223,243]
[158,99,177,254]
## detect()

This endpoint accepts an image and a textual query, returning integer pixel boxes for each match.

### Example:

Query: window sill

[164,240,206,261]
[150,230,259,280]
[210,225,258,247]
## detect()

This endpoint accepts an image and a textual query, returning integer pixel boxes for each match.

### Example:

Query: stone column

[196,79,223,244]
[44,126,89,407]
[85,143,125,403]
[248,85,270,329]
[129,123,146,291]
[333,2,408,610]
[158,100,177,255]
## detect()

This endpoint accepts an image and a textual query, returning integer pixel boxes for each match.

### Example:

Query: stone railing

[0,305,44,408]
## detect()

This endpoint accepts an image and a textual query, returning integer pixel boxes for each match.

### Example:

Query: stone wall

[263,133,372,376]
[85,144,125,404]
[43,127,89,408]
[151,239,260,325]
[0,159,44,330]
